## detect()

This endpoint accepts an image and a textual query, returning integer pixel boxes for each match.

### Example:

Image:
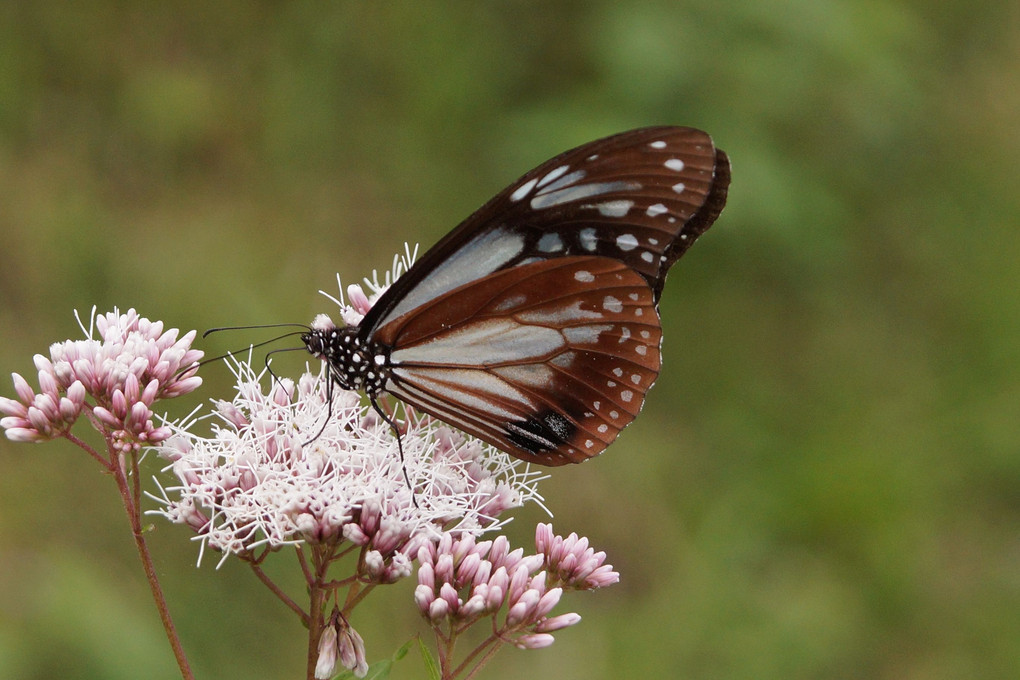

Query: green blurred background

[1,2,1017,679]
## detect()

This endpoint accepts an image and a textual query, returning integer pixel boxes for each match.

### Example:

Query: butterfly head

[302,315,391,396]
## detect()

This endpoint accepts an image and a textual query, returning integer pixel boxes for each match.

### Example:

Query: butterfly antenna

[202,323,310,339]
[370,397,418,508]
[197,330,308,369]
[262,345,313,387]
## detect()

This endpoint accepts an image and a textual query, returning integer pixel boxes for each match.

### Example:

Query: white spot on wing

[492,364,556,388]
[672,182,686,194]
[664,158,685,172]
[621,390,634,403]
[536,165,570,188]
[538,169,587,194]
[518,300,603,324]
[603,296,623,313]
[510,178,538,202]
[530,180,641,210]
[537,232,564,252]
[641,251,654,263]
[550,351,577,368]
[563,324,614,344]
[649,140,667,149]
[493,294,528,311]
[579,227,598,251]
[646,203,668,217]
[596,200,633,217]
[616,234,639,251]
[574,270,595,283]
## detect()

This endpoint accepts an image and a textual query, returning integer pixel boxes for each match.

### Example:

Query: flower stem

[305,548,332,680]
[453,634,503,680]
[111,451,195,680]
[250,563,309,625]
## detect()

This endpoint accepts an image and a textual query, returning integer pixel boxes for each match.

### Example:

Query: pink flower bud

[435,553,455,583]
[460,592,486,618]
[457,552,482,586]
[414,584,435,614]
[4,426,45,442]
[515,633,555,649]
[471,558,492,587]
[439,582,460,613]
[535,612,580,633]
[0,396,27,418]
[534,587,563,619]
[417,562,435,589]
[484,583,505,611]
[313,625,339,679]
[12,373,35,404]
[347,284,371,315]
[337,622,368,678]
[506,595,537,627]
[428,598,449,622]
[33,394,59,422]
[27,406,52,434]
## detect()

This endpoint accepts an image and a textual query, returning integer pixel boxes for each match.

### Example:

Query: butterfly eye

[307,126,729,465]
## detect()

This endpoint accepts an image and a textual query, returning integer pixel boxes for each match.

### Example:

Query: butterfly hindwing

[374,256,661,465]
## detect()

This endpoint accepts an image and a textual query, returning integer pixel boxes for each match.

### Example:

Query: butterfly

[303,126,730,465]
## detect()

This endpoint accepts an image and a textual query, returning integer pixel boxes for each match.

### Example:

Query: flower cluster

[151,358,544,566]
[415,524,619,649]
[1,308,202,450]
[535,523,620,590]
[315,606,369,679]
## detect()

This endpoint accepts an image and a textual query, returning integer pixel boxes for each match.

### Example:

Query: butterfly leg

[370,396,418,507]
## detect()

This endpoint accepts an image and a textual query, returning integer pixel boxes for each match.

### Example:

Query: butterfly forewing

[374,257,662,465]
[359,126,730,335]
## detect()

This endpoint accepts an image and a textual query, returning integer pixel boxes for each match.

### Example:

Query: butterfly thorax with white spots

[302,326,391,396]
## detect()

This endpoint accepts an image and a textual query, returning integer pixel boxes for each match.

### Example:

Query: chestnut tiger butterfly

[303,126,730,466]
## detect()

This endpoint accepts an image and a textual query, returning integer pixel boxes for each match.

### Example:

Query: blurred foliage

[1,1,1018,679]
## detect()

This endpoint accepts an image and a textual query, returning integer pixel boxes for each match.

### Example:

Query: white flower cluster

[151,359,544,567]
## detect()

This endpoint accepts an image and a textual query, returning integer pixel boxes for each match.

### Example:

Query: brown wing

[373,256,662,465]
